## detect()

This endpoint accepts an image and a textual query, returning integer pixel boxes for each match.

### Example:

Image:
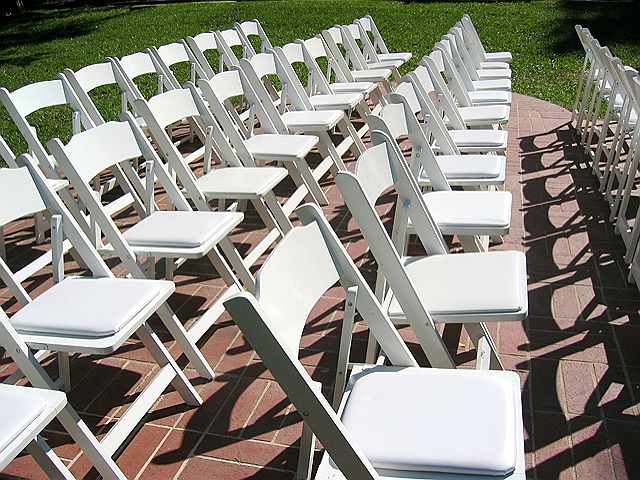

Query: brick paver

[2,93,640,479]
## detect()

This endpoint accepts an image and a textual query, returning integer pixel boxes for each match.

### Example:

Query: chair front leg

[464,322,504,370]
[27,436,75,480]
[333,286,358,410]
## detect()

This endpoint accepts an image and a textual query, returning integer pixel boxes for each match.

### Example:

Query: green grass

[0,0,638,157]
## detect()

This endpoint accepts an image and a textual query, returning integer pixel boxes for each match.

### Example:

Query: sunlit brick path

[2,93,640,479]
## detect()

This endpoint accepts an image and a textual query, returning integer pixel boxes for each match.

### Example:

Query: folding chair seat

[222,203,526,479]
[356,15,413,64]
[0,385,73,477]
[461,14,513,65]
[337,131,525,366]
[0,163,208,479]
[296,36,381,100]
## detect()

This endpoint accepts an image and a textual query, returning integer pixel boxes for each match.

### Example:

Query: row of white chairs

[573,25,640,285]
[0,14,526,480]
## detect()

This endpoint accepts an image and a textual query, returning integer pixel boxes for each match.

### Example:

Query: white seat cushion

[11,277,172,338]
[378,52,412,63]
[330,81,377,95]
[425,154,505,180]
[458,105,510,126]
[351,68,392,82]
[387,251,527,320]
[46,179,69,192]
[244,134,318,162]
[476,68,512,80]
[0,386,45,452]
[123,211,243,249]
[449,129,508,149]
[479,61,510,70]
[420,191,512,235]
[472,78,512,92]
[282,110,344,131]
[469,90,512,105]
[341,367,520,475]
[309,93,363,111]
[367,59,403,69]
[485,51,513,64]
[196,167,287,197]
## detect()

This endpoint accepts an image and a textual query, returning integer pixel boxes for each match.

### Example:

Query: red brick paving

[2,93,640,479]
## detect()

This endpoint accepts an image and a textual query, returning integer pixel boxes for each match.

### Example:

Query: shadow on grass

[546,1,640,58]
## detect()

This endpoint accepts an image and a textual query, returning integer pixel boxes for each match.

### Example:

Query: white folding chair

[445,29,511,80]
[0,162,203,479]
[413,60,510,129]
[275,42,369,116]
[239,54,364,196]
[357,15,412,61]
[296,35,382,102]
[373,88,507,191]
[338,130,524,366]
[355,16,412,66]
[460,14,513,64]
[234,19,273,54]
[339,23,404,70]
[391,73,508,155]
[0,384,74,478]
[452,22,510,72]
[195,71,324,211]
[434,38,511,93]
[321,27,394,92]
[223,203,526,480]
[133,86,301,267]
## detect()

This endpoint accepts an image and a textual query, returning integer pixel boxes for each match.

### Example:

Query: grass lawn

[0,0,638,157]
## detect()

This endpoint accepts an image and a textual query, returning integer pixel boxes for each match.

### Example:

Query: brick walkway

[2,93,640,479]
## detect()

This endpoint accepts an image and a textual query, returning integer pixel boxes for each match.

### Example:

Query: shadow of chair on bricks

[519,120,640,478]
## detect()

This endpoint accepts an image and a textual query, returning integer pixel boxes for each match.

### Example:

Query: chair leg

[251,197,282,235]
[136,323,202,406]
[57,352,71,393]
[27,436,75,480]
[337,117,366,158]
[333,286,357,410]
[296,420,316,480]
[464,322,504,370]
[263,192,293,234]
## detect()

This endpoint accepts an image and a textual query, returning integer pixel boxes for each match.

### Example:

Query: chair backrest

[149,41,196,89]
[338,25,368,70]
[358,15,390,54]
[184,31,220,79]
[62,61,120,126]
[433,39,474,91]
[197,71,279,158]
[238,58,290,134]
[386,90,452,192]
[223,204,421,479]
[461,14,486,56]
[420,52,472,109]
[321,29,358,83]
[273,47,315,111]
[0,80,93,175]
[234,19,272,54]
[110,50,168,110]
[298,36,352,85]
[214,28,249,70]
